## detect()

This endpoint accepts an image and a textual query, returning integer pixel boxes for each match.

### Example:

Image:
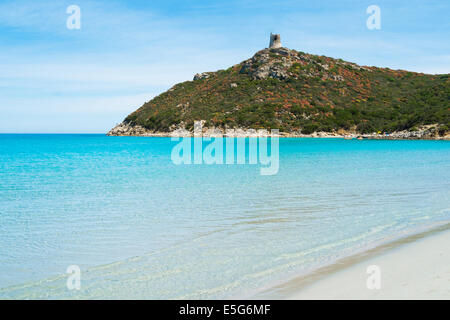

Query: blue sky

[0,0,449,133]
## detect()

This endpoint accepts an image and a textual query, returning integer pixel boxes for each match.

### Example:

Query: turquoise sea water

[0,134,449,299]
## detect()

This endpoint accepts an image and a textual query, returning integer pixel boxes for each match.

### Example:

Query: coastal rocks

[203,127,225,137]
[310,131,342,138]
[354,124,444,140]
[107,122,449,139]
[193,122,279,137]
[170,128,191,137]
[193,120,206,135]
[107,122,157,136]
[224,128,278,137]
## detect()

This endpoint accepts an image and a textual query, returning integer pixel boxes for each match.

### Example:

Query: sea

[0,134,449,299]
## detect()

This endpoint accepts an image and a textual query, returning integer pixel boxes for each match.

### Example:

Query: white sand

[286,229,450,299]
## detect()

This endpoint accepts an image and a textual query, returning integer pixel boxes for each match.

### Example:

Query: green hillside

[118,47,450,135]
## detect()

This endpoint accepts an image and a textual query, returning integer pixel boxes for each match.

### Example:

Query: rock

[203,127,224,137]
[239,47,345,81]
[193,72,211,80]
[107,121,446,139]
[170,128,191,137]
[194,120,206,136]
[107,122,153,136]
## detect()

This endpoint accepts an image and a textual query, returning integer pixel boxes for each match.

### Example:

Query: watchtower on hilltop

[269,33,282,48]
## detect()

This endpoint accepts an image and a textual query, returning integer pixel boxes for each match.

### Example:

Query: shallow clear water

[0,134,449,299]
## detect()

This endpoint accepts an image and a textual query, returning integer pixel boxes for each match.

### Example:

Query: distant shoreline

[107,134,450,140]
[106,132,450,140]
[107,122,449,140]
[0,133,447,140]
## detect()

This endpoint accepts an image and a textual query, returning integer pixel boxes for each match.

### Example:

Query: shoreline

[1,222,449,299]
[107,134,450,140]
[107,122,450,140]
[248,222,450,300]
[106,132,450,140]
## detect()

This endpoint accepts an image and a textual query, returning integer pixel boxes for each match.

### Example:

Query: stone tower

[269,33,281,49]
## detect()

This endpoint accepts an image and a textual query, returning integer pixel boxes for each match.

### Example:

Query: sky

[0,0,449,133]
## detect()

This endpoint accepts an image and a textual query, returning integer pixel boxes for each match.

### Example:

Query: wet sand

[252,224,450,299]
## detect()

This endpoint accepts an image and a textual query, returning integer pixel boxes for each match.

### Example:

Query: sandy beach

[256,226,450,300]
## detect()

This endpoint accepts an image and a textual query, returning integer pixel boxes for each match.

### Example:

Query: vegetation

[123,48,450,135]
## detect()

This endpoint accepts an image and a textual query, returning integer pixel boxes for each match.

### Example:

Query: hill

[108,45,450,138]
